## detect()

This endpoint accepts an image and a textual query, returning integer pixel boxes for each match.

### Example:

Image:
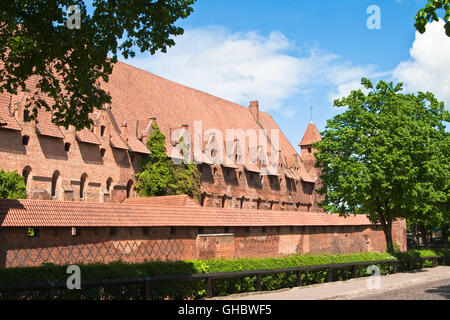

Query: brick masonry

[0,220,407,268]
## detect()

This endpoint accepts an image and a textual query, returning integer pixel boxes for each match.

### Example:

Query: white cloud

[125,26,377,112]
[393,20,450,107]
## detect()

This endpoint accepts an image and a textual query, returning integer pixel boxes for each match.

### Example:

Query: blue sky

[119,0,450,150]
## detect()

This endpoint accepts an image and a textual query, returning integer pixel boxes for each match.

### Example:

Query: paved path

[348,278,450,300]
[213,266,450,300]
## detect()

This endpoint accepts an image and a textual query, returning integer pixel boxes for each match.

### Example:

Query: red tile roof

[299,122,322,146]
[0,60,304,170]
[35,109,64,139]
[76,128,100,145]
[0,199,376,227]
[127,135,150,154]
[298,162,315,183]
[0,94,21,131]
[109,128,128,150]
[100,62,302,165]
[244,163,261,173]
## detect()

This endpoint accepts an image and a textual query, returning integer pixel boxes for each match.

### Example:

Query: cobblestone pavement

[347,278,450,300]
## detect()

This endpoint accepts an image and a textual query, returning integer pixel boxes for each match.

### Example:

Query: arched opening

[100,125,106,137]
[64,142,71,152]
[22,135,29,146]
[240,196,245,209]
[51,171,60,198]
[201,192,207,207]
[126,179,134,198]
[80,173,87,200]
[23,109,30,122]
[22,166,31,191]
[106,177,113,192]
[221,194,227,208]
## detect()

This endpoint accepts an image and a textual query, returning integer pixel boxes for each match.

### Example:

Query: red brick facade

[0,222,407,268]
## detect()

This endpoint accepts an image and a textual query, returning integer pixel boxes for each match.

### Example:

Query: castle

[0,61,407,267]
[0,61,323,212]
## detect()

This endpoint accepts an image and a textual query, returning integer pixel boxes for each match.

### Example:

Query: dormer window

[100,126,106,137]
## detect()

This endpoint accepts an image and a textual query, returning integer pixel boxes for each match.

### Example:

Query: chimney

[249,101,259,123]
[120,121,128,142]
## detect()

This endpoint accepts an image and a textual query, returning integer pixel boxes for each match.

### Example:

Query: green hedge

[0,250,446,300]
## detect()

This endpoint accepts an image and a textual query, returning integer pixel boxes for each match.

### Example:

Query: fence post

[352,266,358,278]
[393,261,397,274]
[420,259,424,269]
[256,274,262,291]
[206,278,214,298]
[296,271,302,287]
[327,268,333,282]
[143,277,150,300]
[48,282,55,300]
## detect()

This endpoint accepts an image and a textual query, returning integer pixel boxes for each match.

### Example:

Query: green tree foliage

[0,0,195,130]
[314,78,449,254]
[0,169,27,199]
[135,124,201,202]
[415,0,450,37]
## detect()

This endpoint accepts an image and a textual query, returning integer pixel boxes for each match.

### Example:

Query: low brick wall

[0,221,406,268]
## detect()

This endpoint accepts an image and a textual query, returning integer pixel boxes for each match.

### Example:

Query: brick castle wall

[0,220,406,268]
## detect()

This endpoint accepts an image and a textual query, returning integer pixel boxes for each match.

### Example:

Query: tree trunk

[383,224,394,254]
[378,208,394,254]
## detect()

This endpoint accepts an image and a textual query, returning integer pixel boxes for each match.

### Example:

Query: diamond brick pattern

[5,240,185,268]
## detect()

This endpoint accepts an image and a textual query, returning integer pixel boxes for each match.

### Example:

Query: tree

[415,0,450,37]
[135,123,201,201]
[135,123,173,197]
[0,0,195,130]
[0,169,27,199]
[314,78,449,254]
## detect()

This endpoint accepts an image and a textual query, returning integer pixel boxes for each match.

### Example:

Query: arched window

[221,194,227,208]
[22,166,31,190]
[201,192,207,207]
[51,171,60,198]
[126,180,134,198]
[64,142,71,152]
[240,196,245,209]
[80,173,87,200]
[23,109,30,122]
[100,126,106,137]
[22,135,30,146]
[106,177,113,192]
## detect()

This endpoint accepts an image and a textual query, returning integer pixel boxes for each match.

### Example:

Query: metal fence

[0,255,444,299]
